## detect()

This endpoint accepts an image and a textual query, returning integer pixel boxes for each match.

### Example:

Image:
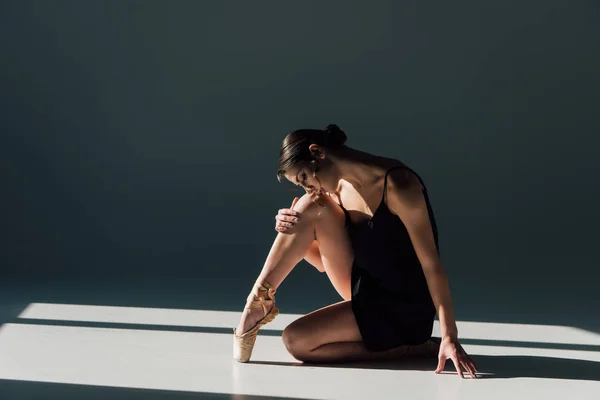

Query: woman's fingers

[451,357,465,379]
[470,357,479,371]
[436,353,477,379]
[435,340,478,379]
[435,355,446,374]
[464,354,479,378]
[275,216,300,231]
[278,207,300,218]
[276,212,300,223]
[462,359,477,379]
[275,205,301,232]
[455,347,478,378]
[276,208,301,227]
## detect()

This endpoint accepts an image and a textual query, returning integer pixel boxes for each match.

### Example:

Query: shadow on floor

[1,278,599,337]
[0,379,317,400]
[251,354,600,382]
[7,317,599,354]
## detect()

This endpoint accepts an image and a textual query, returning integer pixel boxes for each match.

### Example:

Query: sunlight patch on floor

[19,302,600,345]
[0,304,597,400]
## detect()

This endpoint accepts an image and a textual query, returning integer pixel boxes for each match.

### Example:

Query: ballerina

[233,124,478,379]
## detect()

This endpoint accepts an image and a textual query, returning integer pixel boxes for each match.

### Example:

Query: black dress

[341,164,438,352]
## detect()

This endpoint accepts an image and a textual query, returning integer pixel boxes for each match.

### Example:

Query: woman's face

[284,164,322,195]
[283,145,337,194]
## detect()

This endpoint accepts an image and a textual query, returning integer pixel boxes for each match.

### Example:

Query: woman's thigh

[312,193,354,300]
[282,300,362,352]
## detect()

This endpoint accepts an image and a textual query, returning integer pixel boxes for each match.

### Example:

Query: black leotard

[341,164,438,351]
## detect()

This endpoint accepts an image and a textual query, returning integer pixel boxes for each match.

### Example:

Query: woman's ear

[308,144,325,159]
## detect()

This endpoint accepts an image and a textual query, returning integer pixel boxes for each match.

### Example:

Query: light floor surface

[0,301,598,399]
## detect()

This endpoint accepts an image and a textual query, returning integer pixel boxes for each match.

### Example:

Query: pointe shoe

[233,280,279,363]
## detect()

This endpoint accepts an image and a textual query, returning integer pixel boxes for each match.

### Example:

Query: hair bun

[324,124,347,147]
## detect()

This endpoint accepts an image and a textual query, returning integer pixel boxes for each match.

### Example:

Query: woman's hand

[435,336,479,379]
[275,197,301,234]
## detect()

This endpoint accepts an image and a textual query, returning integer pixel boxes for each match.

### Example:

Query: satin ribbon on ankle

[244,281,277,315]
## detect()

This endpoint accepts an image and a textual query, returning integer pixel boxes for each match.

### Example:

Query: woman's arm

[385,168,477,378]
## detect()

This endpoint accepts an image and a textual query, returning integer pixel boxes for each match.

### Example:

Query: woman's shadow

[250,355,600,381]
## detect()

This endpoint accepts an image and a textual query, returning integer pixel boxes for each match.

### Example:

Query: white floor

[0,303,598,399]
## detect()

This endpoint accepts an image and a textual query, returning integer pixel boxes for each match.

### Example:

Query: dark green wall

[1,1,598,327]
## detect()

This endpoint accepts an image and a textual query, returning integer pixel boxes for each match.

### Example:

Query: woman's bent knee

[294,192,345,224]
[282,324,313,361]
[293,192,327,215]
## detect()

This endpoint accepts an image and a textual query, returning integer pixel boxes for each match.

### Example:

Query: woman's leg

[309,194,354,301]
[236,191,354,335]
[281,300,379,363]
[303,239,326,273]
[282,301,439,363]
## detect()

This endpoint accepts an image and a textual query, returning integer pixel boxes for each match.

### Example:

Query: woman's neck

[331,147,383,193]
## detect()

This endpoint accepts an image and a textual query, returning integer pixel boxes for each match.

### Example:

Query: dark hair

[277,124,347,184]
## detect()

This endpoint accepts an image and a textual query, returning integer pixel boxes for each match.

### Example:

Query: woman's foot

[235,301,274,335]
[406,337,441,358]
[233,280,279,362]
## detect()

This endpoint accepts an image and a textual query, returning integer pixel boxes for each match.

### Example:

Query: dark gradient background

[1,0,599,342]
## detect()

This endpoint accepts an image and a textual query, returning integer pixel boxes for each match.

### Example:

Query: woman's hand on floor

[275,197,301,234]
[435,336,479,378]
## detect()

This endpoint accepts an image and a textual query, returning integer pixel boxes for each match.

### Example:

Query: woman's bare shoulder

[385,163,421,190]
